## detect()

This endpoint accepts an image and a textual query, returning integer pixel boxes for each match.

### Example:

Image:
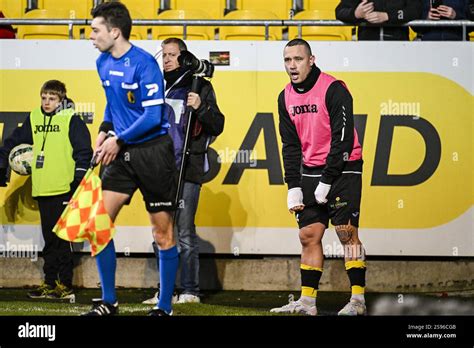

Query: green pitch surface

[0,289,306,316]
[1,288,472,316]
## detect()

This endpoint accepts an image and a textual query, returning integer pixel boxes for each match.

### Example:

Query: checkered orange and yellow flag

[53,168,115,256]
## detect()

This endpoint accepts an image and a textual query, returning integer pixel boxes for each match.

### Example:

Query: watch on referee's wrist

[116,137,125,147]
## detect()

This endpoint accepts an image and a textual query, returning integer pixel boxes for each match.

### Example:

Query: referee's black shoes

[81,299,118,316]
[147,307,172,316]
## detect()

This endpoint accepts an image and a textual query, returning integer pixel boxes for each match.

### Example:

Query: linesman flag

[53,168,115,256]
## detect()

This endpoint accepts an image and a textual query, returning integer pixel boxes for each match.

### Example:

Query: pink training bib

[284,72,362,166]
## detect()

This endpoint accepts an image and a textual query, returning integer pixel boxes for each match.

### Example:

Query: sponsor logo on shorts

[330,197,348,209]
[149,201,172,207]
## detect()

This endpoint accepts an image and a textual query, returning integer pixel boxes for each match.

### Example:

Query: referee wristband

[116,137,125,147]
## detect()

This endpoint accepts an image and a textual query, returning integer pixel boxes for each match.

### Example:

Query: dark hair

[91,1,132,40]
[161,37,187,51]
[40,80,67,100]
[285,38,312,56]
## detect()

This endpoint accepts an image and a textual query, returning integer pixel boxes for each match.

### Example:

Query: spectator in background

[336,0,423,40]
[0,11,15,39]
[469,0,474,20]
[415,0,470,40]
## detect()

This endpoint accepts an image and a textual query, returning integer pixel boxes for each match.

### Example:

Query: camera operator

[144,38,224,305]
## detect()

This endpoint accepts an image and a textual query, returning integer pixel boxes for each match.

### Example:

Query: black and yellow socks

[345,260,366,302]
[300,264,323,304]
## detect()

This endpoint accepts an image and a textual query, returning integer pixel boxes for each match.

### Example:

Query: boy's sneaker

[142,289,179,305]
[27,283,54,299]
[270,299,317,316]
[47,280,75,300]
[338,300,367,316]
[147,307,173,316]
[81,299,118,316]
[176,294,200,304]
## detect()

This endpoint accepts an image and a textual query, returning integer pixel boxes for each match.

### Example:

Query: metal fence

[1,18,473,41]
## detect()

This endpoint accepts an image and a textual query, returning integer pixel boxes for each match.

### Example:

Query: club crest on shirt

[127,91,135,104]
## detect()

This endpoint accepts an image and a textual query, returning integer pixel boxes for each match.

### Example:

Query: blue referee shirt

[96,45,169,144]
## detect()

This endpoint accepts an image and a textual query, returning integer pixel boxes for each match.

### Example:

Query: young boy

[0,80,93,300]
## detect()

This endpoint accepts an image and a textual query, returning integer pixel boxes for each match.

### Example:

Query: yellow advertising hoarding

[0,41,472,255]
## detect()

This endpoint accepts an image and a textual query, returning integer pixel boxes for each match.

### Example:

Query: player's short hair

[40,80,67,100]
[91,1,132,40]
[161,37,187,51]
[285,38,312,56]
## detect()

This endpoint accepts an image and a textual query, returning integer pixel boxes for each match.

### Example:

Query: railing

[1,18,473,41]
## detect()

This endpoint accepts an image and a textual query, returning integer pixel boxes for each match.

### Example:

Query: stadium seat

[288,10,352,41]
[235,0,293,19]
[219,10,282,40]
[128,9,149,40]
[470,32,474,42]
[38,0,92,18]
[106,0,160,18]
[0,0,27,18]
[306,0,339,11]
[38,0,94,39]
[17,9,76,39]
[152,9,214,40]
[170,0,226,19]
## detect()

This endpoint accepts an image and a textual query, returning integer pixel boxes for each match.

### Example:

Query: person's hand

[314,182,331,204]
[0,167,8,187]
[437,5,456,19]
[96,136,121,166]
[95,131,108,149]
[355,0,374,19]
[287,187,304,213]
[365,11,389,23]
[428,8,441,20]
[187,92,202,110]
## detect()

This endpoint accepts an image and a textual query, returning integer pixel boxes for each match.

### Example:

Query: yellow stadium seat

[170,0,226,19]
[17,9,76,39]
[152,9,214,40]
[128,9,149,40]
[38,0,94,39]
[220,10,282,40]
[106,0,160,18]
[0,0,27,18]
[288,10,352,41]
[235,0,293,19]
[306,0,339,11]
[88,2,152,40]
[38,0,92,18]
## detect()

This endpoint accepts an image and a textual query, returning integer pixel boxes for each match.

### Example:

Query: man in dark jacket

[143,37,224,305]
[336,0,423,40]
[415,0,470,40]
